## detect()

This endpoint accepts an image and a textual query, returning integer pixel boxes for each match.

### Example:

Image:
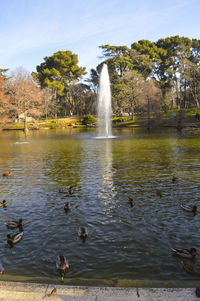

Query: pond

[0,127,200,286]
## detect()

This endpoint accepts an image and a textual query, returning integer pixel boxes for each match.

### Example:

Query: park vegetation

[0,36,200,127]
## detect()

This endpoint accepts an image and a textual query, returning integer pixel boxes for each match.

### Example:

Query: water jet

[97,64,113,138]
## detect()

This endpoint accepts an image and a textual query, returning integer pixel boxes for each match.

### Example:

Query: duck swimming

[172,175,178,183]
[181,260,200,275]
[6,219,23,229]
[64,202,70,212]
[128,196,134,207]
[56,255,69,281]
[78,227,88,240]
[156,190,162,198]
[2,171,12,177]
[59,186,73,194]
[172,247,198,259]
[0,200,7,207]
[6,232,23,245]
[181,204,197,214]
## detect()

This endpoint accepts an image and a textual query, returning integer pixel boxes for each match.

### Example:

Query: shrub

[81,115,97,125]
[112,117,128,123]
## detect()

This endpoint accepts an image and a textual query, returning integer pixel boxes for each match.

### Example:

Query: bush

[81,115,97,125]
[112,116,129,123]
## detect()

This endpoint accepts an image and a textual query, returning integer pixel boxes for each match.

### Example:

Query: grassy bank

[1,117,83,131]
[1,111,200,131]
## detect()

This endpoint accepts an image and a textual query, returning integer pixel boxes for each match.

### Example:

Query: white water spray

[97,64,112,138]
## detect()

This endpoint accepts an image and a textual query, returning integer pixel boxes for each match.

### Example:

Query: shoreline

[1,274,200,287]
[0,281,199,300]
[1,119,200,131]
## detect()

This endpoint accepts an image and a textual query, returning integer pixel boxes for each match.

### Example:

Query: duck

[0,261,4,274]
[172,247,198,259]
[181,204,197,214]
[181,260,200,275]
[78,227,88,239]
[2,171,12,177]
[156,189,162,198]
[56,255,69,281]
[64,202,70,212]
[0,200,7,207]
[59,186,73,194]
[172,175,178,183]
[6,232,23,245]
[128,196,134,207]
[6,219,23,229]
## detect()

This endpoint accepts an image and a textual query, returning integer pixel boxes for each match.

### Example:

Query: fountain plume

[97,64,112,138]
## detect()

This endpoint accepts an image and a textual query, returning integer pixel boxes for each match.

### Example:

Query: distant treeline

[0,35,200,122]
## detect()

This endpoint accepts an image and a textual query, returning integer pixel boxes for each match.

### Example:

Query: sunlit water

[0,128,200,286]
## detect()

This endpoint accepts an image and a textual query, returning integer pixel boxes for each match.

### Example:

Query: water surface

[0,128,200,285]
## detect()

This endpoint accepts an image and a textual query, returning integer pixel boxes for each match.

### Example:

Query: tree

[142,78,162,129]
[32,50,86,116]
[117,70,144,119]
[185,62,200,108]
[99,44,153,79]
[86,69,99,93]
[0,73,11,122]
[96,44,154,114]
[131,36,200,109]
[154,36,193,108]
[69,81,96,115]
[8,68,43,128]
[41,87,57,119]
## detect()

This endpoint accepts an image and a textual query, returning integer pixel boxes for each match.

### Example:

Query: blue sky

[0,0,199,77]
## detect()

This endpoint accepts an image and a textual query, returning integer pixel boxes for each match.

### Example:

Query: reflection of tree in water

[43,138,83,186]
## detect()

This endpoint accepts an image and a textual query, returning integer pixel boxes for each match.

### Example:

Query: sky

[0,0,199,77]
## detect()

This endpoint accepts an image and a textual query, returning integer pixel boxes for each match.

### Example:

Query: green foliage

[162,104,169,114]
[32,50,86,95]
[86,69,99,92]
[112,116,129,123]
[98,44,153,79]
[96,36,200,114]
[81,115,97,125]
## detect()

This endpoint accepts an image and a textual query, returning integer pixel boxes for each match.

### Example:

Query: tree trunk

[24,115,28,134]
[194,96,199,108]
[131,108,134,120]
[147,98,150,131]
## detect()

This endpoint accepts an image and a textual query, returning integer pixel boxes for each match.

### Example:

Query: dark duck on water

[56,255,69,281]
[6,232,23,245]
[78,227,88,240]
[128,196,134,207]
[2,171,12,177]
[59,186,73,194]
[0,200,7,207]
[6,219,23,229]
[64,202,70,212]
[172,247,198,259]
[181,204,197,214]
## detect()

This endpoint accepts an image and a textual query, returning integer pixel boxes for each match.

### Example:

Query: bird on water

[56,255,69,281]
[172,247,198,259]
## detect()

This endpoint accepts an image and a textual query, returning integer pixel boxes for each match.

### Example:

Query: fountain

[97,64,113,138]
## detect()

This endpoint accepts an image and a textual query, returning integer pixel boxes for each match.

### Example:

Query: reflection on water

[98,140,115,201]
[0,128,200,285]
